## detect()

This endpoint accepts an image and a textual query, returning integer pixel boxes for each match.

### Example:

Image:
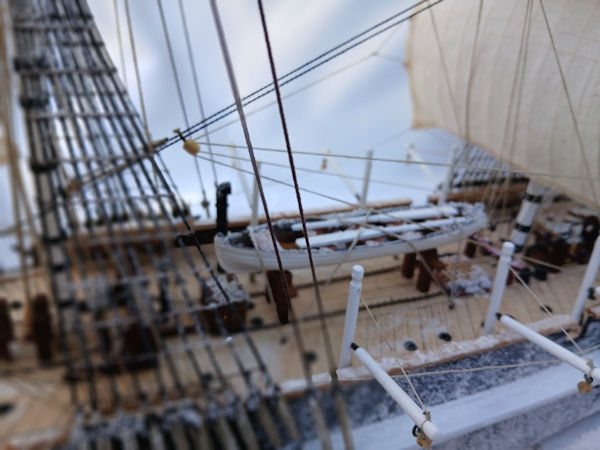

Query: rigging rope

[112,0,127,90]
[50,0,192,401]
[486,0,534,217]
[360,294,427,410]
[426,0,461,133]
[21,0,286,432]
[256,1,355,446]
[538,0,599,212]
[463,0,484,144]
[196,141,598,182]
[76,3,289,436]
[123,0,150,143]
[508,266,584,354]
[155,0,209,216]
[207,149,432,191]
[150,0,448,154]
[208,0,317,391]
[176,0,219,187]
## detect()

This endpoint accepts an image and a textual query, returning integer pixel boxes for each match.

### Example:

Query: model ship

[1,0,600,449]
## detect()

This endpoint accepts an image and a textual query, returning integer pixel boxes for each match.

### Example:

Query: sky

[86,0,457,215]
[0,0,460,270]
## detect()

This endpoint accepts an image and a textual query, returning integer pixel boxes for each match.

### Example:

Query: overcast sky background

[0,0,461,270]
[87,0,457,215]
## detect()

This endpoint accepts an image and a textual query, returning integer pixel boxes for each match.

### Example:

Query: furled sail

[406,0,600,208]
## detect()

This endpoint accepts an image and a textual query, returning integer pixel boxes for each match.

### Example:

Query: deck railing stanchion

[482,241,515,335]
[338,265,364,369]
[571,236,600,322]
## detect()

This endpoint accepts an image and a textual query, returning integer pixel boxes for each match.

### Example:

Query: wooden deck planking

[463,296,485,336]
[533,279,565,316]
[503,281,537,324]
[442,302,465,342]
[0,369,73,442]
[0,241,590,445]
[402,307,424,353]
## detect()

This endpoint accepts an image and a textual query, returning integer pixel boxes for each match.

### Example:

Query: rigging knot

[320,157,328,170]
[148,137,168,155]
[174,128,200,156]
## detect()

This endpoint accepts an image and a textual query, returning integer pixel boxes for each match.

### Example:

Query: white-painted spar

[290,204,458,232]
[482,242,515,335]
[352,345,440,441]
[499,314,600,379]
[295,216,469,249]
[338,265,364,369]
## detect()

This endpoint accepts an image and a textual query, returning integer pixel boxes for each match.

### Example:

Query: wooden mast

[0,0,44,307]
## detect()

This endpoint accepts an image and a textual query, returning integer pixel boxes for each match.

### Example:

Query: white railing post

[338,265,364,369]
[571,236,600,322]
[351,343,440,442]
[360,150,373,208]
[498,314,600,380]
[482,241,515,335]
[250,162,261,227]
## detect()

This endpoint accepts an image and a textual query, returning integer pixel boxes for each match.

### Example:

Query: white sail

[406,0,600,208]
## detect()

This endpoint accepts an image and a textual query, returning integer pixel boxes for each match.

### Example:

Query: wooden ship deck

[1,225,591,447]
[2,0,600,448]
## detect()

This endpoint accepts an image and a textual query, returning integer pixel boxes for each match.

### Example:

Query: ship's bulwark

[60,321,600,448]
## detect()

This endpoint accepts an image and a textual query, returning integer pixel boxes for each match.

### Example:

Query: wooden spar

[324,148,360,200]
[230,144,252,206]
[439,144,458,204]
[498,314,600,380]
[5,136,32,306]
[482,241,515,335]
[0,12,42,306]
[338,265,364,369]
[351,343,440,441]
[571,236,600,322]
[359,150,373,208]
[406,143,437,186]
